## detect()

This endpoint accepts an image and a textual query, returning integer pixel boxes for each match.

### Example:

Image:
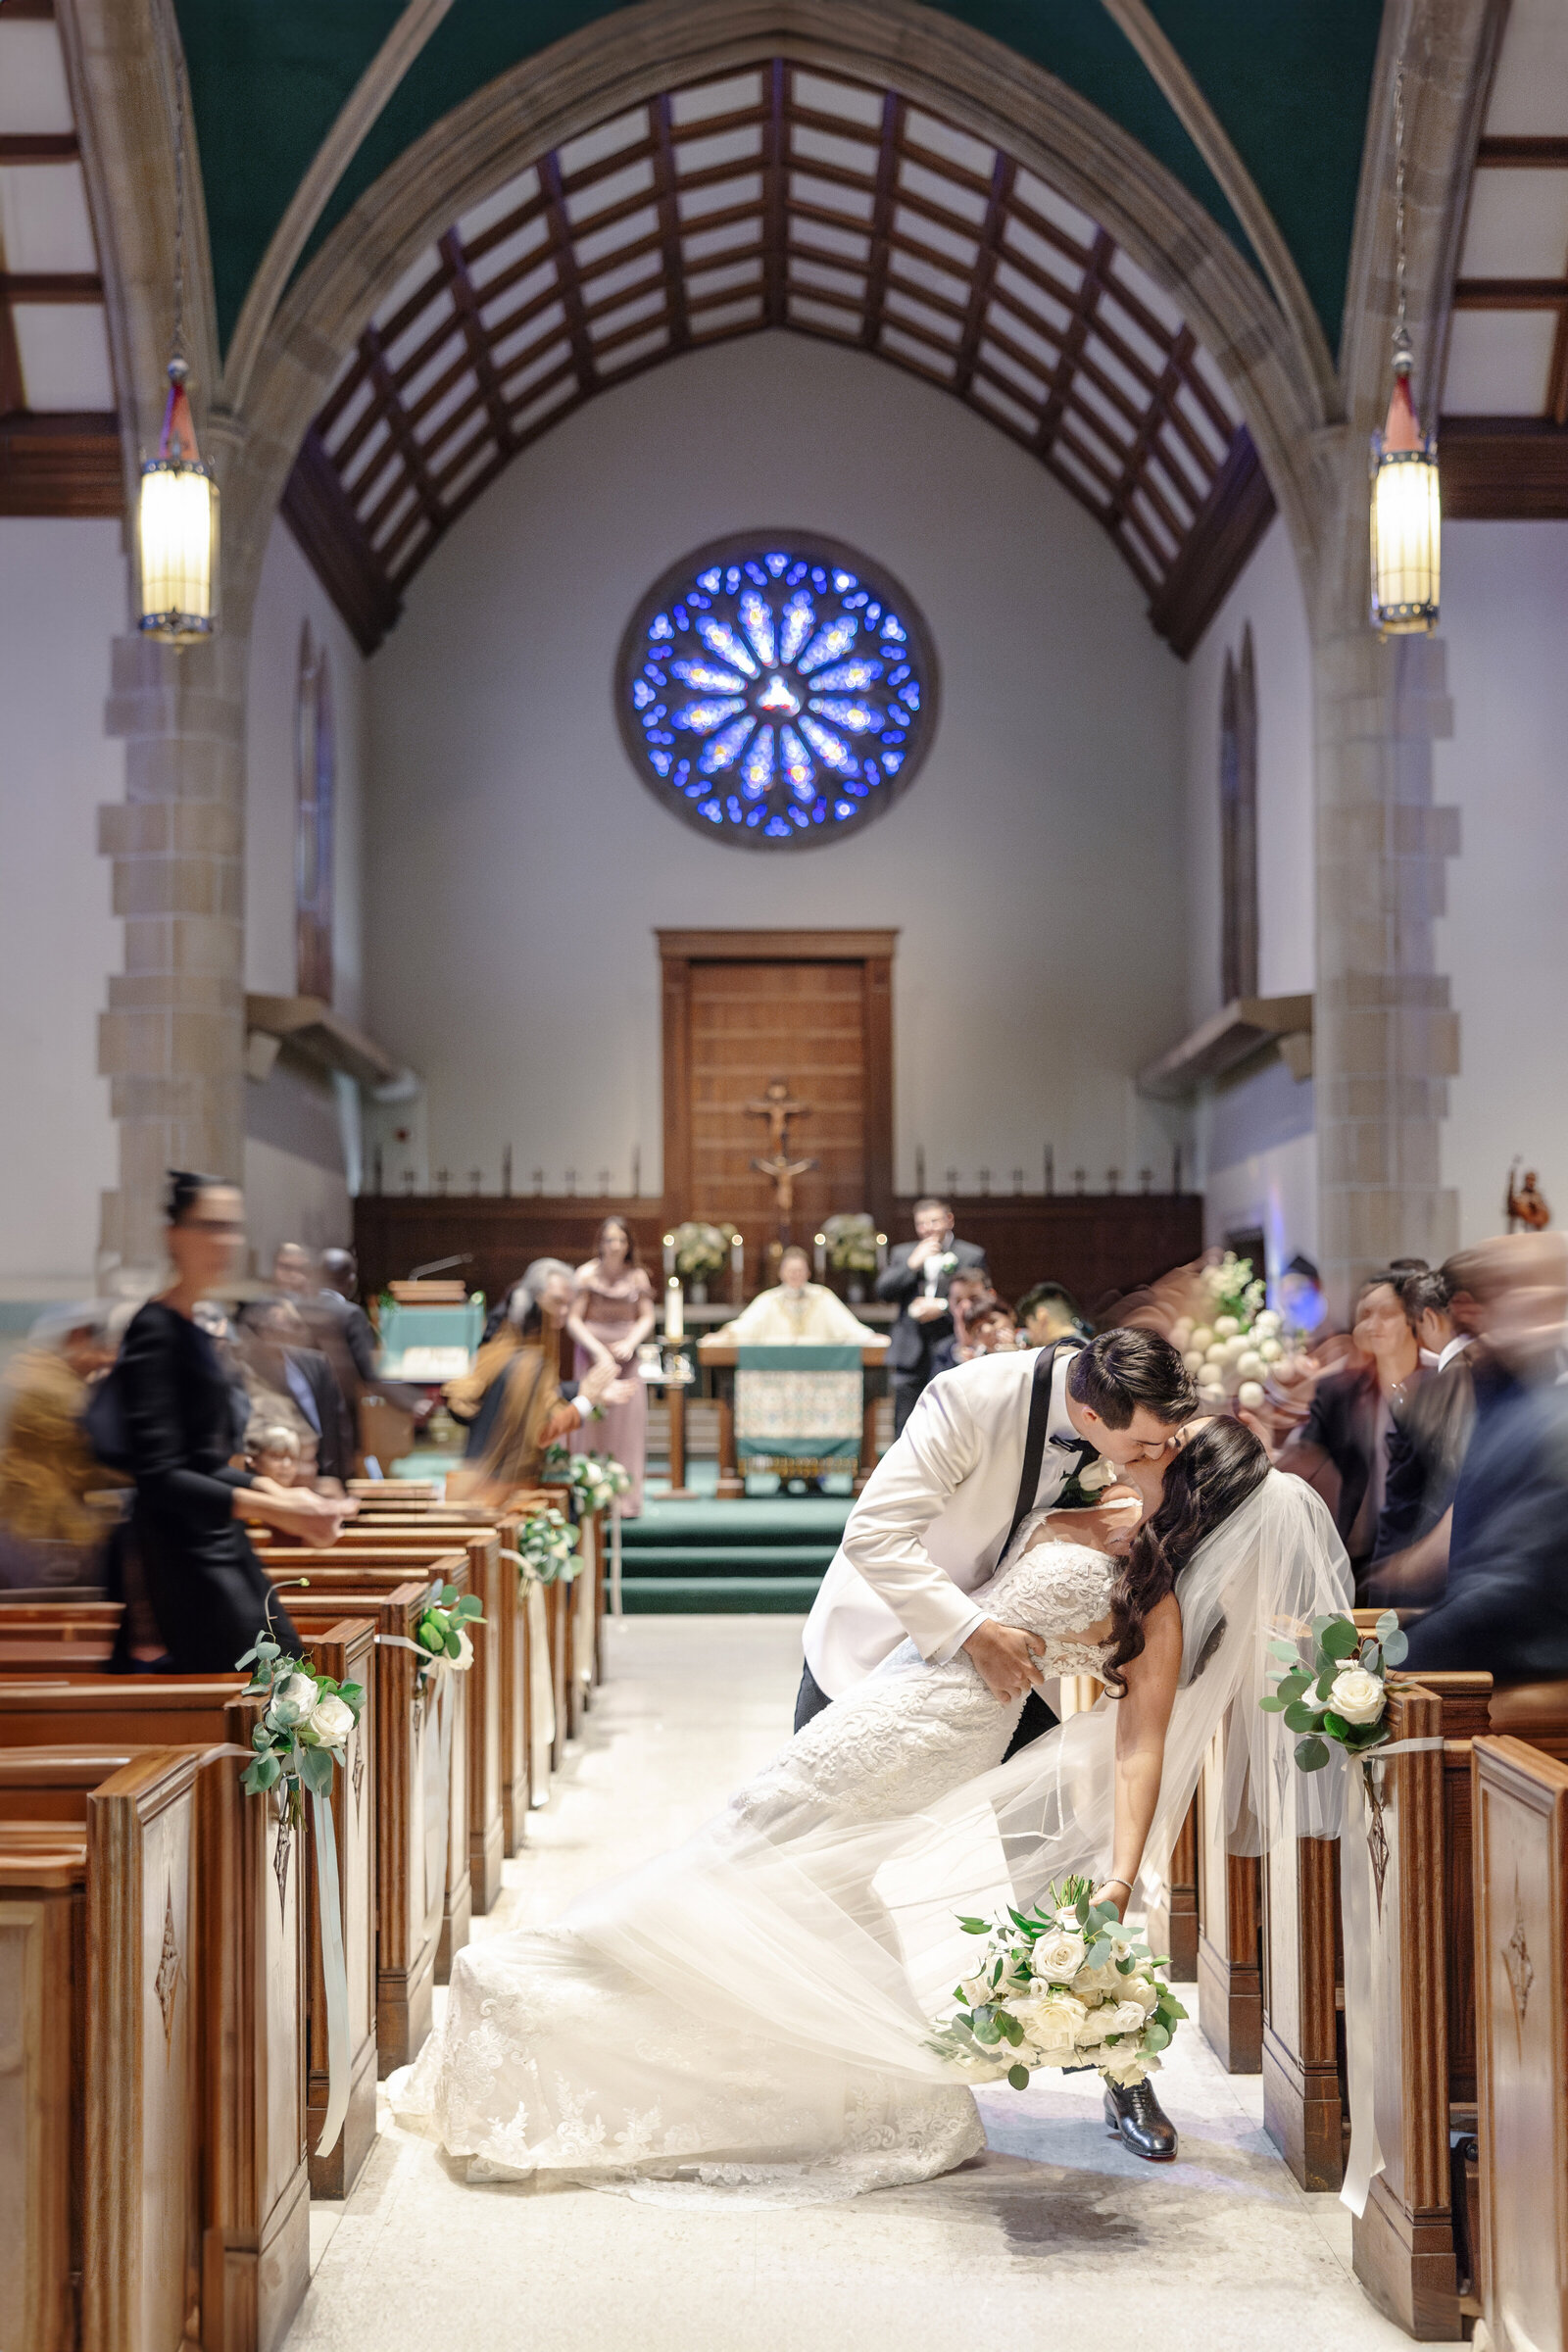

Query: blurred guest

[964,1299,1020,1354]
[115,1173,352,1672]
[1273,1270,1419,1589]
[876,1198,989,1435]
[192,1297,252,1455]
[245,1421,303,1487]
[1279,1253,1330,1345]
[928,1267,997,1375]
[1368,1264,1478,1590]
[447,1258,614,1496]
[0,1302,119,1588]
[235,1298,352,1489]
[566,1217,658,1517]
[1403,1234,1568,1679]
[1016,1282,1091,1348]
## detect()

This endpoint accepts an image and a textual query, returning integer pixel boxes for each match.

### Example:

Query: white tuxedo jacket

[803,1345,1083,1696]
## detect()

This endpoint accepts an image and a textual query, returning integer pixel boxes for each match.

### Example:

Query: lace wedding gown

[392,1513,1117,2201]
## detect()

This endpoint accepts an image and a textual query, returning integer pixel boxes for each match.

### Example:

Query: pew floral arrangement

[235,1636,366,1810]
[930,1877,1186,2091]
[543,1446,631,1516]
[513,1503,581,1585]
[412,1580,484,1690]
[1260,1609,1407,1774]
[1168,1252,1287,1413]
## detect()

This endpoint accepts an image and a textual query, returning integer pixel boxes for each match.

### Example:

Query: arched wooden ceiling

[284,58,1269,657]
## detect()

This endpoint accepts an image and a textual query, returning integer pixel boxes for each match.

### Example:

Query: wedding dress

[392,1470,1350,2201]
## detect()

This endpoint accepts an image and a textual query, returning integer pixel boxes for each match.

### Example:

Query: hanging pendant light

[137,91,219,645]
[1370,61,1440,635]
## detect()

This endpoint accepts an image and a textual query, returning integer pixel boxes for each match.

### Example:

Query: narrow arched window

[295,622,334,1001]
[1220,623,1257,1003]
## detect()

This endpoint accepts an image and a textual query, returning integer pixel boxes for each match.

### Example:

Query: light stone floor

[291,1615,1448,2352]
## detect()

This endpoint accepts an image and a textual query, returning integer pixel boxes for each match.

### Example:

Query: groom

[797,1325,1199,2160]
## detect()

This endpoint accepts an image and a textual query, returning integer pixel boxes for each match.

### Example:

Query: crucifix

[746,1076,817,1246]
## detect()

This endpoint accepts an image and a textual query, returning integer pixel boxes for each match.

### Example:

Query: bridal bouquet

[931,1878,1185,2091]
[1169,1250,1286,1412]
[235,1635,365,1810]
[1261,1608,1406,1774]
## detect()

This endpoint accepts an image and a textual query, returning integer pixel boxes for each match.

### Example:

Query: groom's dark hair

[1066,1328,1197,1427]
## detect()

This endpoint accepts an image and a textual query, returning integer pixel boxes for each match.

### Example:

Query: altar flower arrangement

[669,1220,736,1281]
[822,1211,878,1275]
[236,1634,366,1809]
[1167,1251,1286,1412]
[930,1878,1185,2091]
[1260,1608,1406,1774]
[514,1502,581,1585]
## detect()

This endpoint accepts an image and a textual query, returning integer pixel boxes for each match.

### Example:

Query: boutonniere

[1057,1454,1119,1508]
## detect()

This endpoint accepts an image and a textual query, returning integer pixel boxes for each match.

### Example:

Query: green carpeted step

[621,1502,849,1549]
[620,1576,821,1614]
[623,1544,836,1578]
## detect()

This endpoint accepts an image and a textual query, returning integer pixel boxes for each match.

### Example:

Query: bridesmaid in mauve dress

[565,1218,657,1516]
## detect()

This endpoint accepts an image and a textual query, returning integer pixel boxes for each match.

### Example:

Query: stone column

[1312,601,1460,1310]
[96,625,248,1284]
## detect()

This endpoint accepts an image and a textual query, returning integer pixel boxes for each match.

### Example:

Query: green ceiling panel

[174,0,1375,364]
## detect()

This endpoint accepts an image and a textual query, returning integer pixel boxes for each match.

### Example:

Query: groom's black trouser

[794,1660,1059,1754]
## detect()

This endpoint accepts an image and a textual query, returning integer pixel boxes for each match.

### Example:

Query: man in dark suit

[238,1298,354,1489]
[1402,1233,1568,1681]
[875,1198,989,1436]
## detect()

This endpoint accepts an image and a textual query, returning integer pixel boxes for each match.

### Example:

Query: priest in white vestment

[713,1245,883,1346]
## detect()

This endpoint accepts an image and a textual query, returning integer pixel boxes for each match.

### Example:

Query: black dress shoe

[1102,2077,1178,2161]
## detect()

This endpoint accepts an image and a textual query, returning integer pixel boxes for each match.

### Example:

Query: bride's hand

[1091,1878,1130,1919]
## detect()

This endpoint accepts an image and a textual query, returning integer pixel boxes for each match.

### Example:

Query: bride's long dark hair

[1101,1418,1270,1695]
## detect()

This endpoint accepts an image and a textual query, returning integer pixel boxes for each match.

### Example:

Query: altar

[697,1336,888,1497]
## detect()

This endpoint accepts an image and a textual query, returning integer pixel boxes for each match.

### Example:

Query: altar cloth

[735,1345,862,1474]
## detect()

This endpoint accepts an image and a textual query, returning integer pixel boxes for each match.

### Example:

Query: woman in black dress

[118,1173,352,1671]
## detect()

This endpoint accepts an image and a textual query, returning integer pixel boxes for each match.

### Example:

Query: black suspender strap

[1004,1344,1062,1555]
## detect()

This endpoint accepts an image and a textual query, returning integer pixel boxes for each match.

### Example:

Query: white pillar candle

[664,1278,684,1342]
[662,1232,675,1280]
[731,1231,745,1296]
[814,1233,827,1280]
[875,1233,888,1271]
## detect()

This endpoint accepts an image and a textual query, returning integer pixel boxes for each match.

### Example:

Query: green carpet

[619,1493,849,1614]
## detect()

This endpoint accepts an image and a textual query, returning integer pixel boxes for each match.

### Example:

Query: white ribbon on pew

[498,1549,557,1791]
[310,1788,352,2158]
[1339,1735,1447,2218]
[376,1633,462,1924]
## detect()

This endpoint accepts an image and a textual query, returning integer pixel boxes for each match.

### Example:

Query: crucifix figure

[746,1077,817,1241]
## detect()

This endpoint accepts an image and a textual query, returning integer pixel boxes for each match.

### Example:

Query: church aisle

[288,1619,1440,2352]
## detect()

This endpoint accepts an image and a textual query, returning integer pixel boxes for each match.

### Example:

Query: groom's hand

[963,1619,1045,1703]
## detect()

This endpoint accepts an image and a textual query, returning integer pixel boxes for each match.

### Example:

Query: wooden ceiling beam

[438,231,514,457]
[358,321,443,537]
[859,91,904,354]
[0,132,77,162]
[953,152,1014,398]
[1439,416,1568,517]
[1475,136,1568,167]
[651,93,692,353]
[0,270,101,302]
[1035,228,1114,457]
[537,148,599,396]
[1146,425,1274,656]
[1452,277,1568,309]
[762,59,787,328]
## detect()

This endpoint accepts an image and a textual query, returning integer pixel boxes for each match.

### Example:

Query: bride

[393,1419,1351,2200]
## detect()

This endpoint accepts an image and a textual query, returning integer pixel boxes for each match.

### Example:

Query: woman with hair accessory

[111,1173,354,1670]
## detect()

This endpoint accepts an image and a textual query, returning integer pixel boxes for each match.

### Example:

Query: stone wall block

[169,915,243,979]
[171,802,243,855]
[111,855,220,920]
[98,1007,170,1079]
[97,802,168,856]
[1322,1121,1392,1187]
[1396,1007,1460,1077]
[172,1009,245,1079]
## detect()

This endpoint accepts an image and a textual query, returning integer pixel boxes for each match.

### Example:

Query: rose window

[616,535,936,847]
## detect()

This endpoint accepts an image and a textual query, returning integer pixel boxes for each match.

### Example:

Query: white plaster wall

[0,516,124,1287]
[366,331,1188,1200]
[1181,514,1317,1274]
[1436,520,1568,1245]
[242,514,368,1257]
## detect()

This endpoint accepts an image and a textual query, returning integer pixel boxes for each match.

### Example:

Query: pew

[0,1691,311,2352]
[297,1618,378,2199]
[1196,1704,1261,2071]
[1146,1794,1199,1983]
[257,1532,502,1914]
[1471,1734,1568,2352]
[1260,1753,1345,2190]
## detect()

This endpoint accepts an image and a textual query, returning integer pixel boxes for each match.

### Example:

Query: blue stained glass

[778,591,815,663]
[779,724,815,798]
[623,538,931,848]
[700,715,756,774]
[797,614,858,673]
[808,698,881,733]
[738,591,776,668]
[674,696,745,734]
[697,617,759,677]
[741,725,775,797]
[799,715,858,775]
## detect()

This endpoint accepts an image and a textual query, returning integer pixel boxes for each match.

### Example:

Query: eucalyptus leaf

[1382,1630,1408,1665]
[1295,1734,1331,1772]
[1283,1699,1321,1734]
[1007,2064,1030,2090]
[1266,1637,1301,1665]
[1321,1617,1359,1660]
[1322,1711,1351,1740]
[1258,1694,1288,1713]
[1375,1609,1400,1642]
[958,1917,989,1934]
[1143,2022,1170,2052]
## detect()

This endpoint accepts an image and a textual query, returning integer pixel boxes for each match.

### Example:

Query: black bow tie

[1049,1433,1095,1463]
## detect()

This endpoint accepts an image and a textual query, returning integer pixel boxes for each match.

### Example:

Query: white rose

[1328,1665,1385,1726]
[1238,1381,1266,1409]
[1016,1993,1087,2057]
[1119,1972,1160,2014]
[304,1690,355,1749]
[1100,2044,1156,2087]
[1077,1456,1118,1494]
[1031,1926,1088,1983]
[1189,1326,1213,1353]
[451,1628,475,1671]
[1074,2004,1111,2043]
[1100,2000,1150,2037]
[267,1670,318,1730]
[1214,1314,1239,1339]
[1072,1959,1122,1999]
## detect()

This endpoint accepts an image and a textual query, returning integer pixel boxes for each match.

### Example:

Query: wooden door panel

[686,960,866,1243]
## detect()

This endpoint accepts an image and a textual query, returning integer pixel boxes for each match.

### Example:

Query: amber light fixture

[1369,61,1440,636]
[137,92,218,645]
